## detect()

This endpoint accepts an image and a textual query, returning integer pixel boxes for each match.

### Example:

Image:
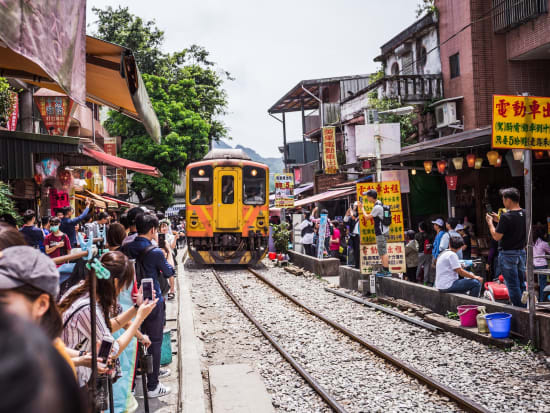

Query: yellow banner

[322,127,338,174]
[356,181,402,211]
[492,94,550,149]
[359,210,405,244]
[356,180,404,244]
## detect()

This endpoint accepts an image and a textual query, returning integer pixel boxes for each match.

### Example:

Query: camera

[158,233,166,249]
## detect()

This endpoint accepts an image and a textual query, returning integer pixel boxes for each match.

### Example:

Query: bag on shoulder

[381,203,392,227]
[301,221,314,237]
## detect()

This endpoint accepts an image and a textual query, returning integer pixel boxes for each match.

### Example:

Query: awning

[79,190,118,209]
[101,195,135,208]
[293,187,356,208]
[166,204,186,217]
[0,35,161,142]
[294,183,314,196]
[82,147,161,177]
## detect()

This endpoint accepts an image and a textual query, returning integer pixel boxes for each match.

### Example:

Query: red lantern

[495,155,503,167]
[445,175,458,190]
[34,173,42,185]
[466,154,476,168]
[362,160,371,170]
[534,150,544,160]
[85,170,93,179]
[437,160,447,174]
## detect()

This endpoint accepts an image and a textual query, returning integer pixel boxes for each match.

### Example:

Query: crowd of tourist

[295,186,549,306]
[0,202,186,412]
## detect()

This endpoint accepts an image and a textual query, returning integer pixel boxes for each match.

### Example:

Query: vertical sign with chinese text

[492,95,550,150]
[274,173,294,208]
[322,127,338,174]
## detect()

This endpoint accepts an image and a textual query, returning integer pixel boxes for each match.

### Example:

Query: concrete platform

[209,364,274,413]
[288,250,339,277]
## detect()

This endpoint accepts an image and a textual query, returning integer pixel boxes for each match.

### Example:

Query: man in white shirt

[359,189,390,274]
[435,236,483,297]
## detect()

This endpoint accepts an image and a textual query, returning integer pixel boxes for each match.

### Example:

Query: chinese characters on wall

[322,127,339,174]
[274,173,294,208]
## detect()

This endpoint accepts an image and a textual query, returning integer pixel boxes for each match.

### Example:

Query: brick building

[437,0,550,131]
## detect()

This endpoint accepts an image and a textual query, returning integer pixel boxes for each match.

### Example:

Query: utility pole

[524,147,537,346]
[365,108,382,182]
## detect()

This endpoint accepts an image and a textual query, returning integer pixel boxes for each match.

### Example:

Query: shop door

[215,170,239,230]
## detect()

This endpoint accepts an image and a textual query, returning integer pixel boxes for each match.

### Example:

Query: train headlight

[198,169,205,176]
[251,169,257,177]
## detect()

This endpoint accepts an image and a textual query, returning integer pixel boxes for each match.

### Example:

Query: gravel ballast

[258,261,550,413]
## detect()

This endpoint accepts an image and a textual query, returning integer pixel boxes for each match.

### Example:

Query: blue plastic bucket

[485,313,512,338]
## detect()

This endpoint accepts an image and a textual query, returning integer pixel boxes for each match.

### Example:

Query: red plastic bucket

[268,252,276,260]
[457,305,479,327]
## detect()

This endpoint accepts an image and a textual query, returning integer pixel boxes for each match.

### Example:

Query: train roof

[203,149,251,160]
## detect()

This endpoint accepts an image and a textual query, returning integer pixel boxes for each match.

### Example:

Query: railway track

[212,267,492,413]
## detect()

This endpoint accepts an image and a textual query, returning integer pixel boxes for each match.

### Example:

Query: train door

[215,169,239,229]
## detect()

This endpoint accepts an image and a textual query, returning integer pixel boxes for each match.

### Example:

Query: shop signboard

[103,137,117,156]
[360,243,406,274]
[356,180,404,245]
[317,213,328,259]
[322,126,338,174]
[7,92,18,131]
[356,181,402,211]
[274,173,294,208]
[359,210,405,244]
[49,188,69,216]
[103,176,115,196]
[492,94,550,150]
[34,96,74,136]
[116,169,128,195]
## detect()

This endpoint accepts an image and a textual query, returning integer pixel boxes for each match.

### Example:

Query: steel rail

[211,269,349,413]
[247,268,491,413]
[324,287,442,332]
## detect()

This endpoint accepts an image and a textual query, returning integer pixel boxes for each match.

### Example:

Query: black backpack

[125,245,171,296]
[381,202,392,227]
[301,220,314,237]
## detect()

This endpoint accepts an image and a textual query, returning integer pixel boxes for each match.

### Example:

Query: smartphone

[98,336,114,361]
[158,233,166,249]
[142,278,154,301]
[485,203,493,214]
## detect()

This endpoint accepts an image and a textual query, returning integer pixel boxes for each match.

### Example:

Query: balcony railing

[368,74,443,103]
[493,0,548,33]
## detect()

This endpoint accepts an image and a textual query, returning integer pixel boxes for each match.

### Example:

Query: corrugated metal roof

[0,130,80,181]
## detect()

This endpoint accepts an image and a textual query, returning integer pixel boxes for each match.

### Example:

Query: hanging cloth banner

[445,175,458,190]
[322,126,339,174]
[34,96,74,136]
[7,92,18,131]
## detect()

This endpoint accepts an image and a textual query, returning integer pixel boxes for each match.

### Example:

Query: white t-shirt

[435,250,460,290]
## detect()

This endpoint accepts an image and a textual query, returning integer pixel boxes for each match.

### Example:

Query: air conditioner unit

[435,102,457,128]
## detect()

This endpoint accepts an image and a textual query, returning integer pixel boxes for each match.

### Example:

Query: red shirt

[44,232,71,259]
[329,228,341,251]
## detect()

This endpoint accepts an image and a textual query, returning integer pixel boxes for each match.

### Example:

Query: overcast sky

[87,0,419,157]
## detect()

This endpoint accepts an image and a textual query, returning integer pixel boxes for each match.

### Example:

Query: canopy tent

[293,187,355,208]
[0,35,161,142]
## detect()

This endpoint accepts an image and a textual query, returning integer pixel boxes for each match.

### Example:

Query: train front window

[190,166,213,205]
[243,166,266,205]
[221,175,234,204]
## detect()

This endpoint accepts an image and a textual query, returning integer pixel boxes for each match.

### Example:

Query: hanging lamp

[487,150,499,165]
[474,157,483,169]
[437,160,447,174]
[466,153,476,168]
[423,161,433,174]
[452,157,464,170]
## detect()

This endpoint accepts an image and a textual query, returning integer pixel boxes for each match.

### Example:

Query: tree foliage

[0,181,19,223]
[0,77,14,127]
[92,6,232,208]
[415,0,437,18]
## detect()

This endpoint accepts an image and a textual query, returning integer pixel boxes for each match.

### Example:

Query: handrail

[51,238,104,265]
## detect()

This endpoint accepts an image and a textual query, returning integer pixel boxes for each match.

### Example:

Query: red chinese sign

[492,95,550,150]
[7,92,18,131]
[103,137,117,156]
[322,127,338,174]
[445,175,458,190]
[34,96,74,136]
[49,188,69,216]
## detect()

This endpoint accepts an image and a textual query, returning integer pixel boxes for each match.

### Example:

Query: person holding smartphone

[58,251,158,387]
